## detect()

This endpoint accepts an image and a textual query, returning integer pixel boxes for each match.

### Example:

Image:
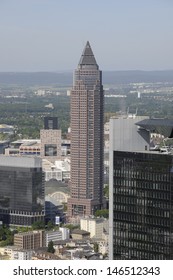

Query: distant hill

[0,70,173,86]
[0,72,72,86]
[103,70,173,84]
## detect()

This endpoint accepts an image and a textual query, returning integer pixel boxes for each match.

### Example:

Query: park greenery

[94,209,109,218]
[0,222,81,248]
[93,242,99,253]
[0,221,61,247]
[104,184,109,198]
[47,240,55,254]
[0,225,14,247]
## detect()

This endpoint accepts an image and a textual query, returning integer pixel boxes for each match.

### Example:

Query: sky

[0,0,173,71]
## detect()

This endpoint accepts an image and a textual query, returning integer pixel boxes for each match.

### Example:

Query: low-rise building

[43,158,70,182]
[71,229,90,240]
[80,217,109,239]
[0,246,19,259]
[14,231,45,250]
[44,228,69,247]
[12,249,34,260]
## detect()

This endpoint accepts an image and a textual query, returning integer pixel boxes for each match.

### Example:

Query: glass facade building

[0,156,45,226]
[44,117,58,130]
[113,151,173,260]
[109,117,173,260]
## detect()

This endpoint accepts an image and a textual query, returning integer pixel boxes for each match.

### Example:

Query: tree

[47,241,55,254]
[104,185,109,198]
[0,225,14,247]
[47,221,54,231]
[93,242,99,253]
[63,224,80,230]
[32,221,45,230]
[94,209,109,218]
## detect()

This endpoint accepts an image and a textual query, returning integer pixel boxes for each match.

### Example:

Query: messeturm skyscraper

[68,41,104,218]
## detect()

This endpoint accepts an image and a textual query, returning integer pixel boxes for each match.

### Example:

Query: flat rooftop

[0,155,42,168]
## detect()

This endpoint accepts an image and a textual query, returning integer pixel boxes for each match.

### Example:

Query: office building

[5,139,41,157]
[68,41,104,218]
[109,116,173,260]
[0,156,45,226]
[40,117,61,163]
[14,231,45,250]
[45,228,70,246]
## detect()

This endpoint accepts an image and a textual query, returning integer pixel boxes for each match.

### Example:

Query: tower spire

[78,41,98,67]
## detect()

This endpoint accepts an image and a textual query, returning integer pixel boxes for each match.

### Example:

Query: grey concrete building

[68,42,104,218]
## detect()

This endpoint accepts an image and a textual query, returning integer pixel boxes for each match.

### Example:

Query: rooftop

[136,118,173,138]
[0,155,42,168]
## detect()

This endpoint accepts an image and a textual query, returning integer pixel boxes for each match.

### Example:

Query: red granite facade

[68,42,104,218]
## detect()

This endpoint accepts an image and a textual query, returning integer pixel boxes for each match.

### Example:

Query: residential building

[32,250,61,260]
[0,246,19,260]
[71,229,90,240]
[12,249,34,260]
[80,217,108,239]
[68,41,104,218]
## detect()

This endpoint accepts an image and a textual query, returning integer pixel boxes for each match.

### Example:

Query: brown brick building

[14,231,45,250]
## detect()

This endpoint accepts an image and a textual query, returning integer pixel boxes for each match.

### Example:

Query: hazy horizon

[0,0,173,72]
[0,70,173,86]
[0,69,173,73]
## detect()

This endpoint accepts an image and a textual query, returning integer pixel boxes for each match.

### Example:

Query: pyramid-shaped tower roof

[78,41,98,67]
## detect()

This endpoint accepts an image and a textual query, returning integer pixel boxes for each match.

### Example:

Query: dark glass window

[45,144,57,156]
[113,151,173,260]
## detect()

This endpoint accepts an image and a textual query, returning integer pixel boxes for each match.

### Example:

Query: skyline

[0,0,173,71]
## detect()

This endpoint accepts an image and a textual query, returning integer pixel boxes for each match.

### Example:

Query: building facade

[80,217,108,239]
[45,228,70,246]
[112,150,173,260]
[12,249,34,260]
[109,117,173,260]
[14,231,45,249]
[40,117,61,163]
[0,156,45,226]
[68,41,104,218]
